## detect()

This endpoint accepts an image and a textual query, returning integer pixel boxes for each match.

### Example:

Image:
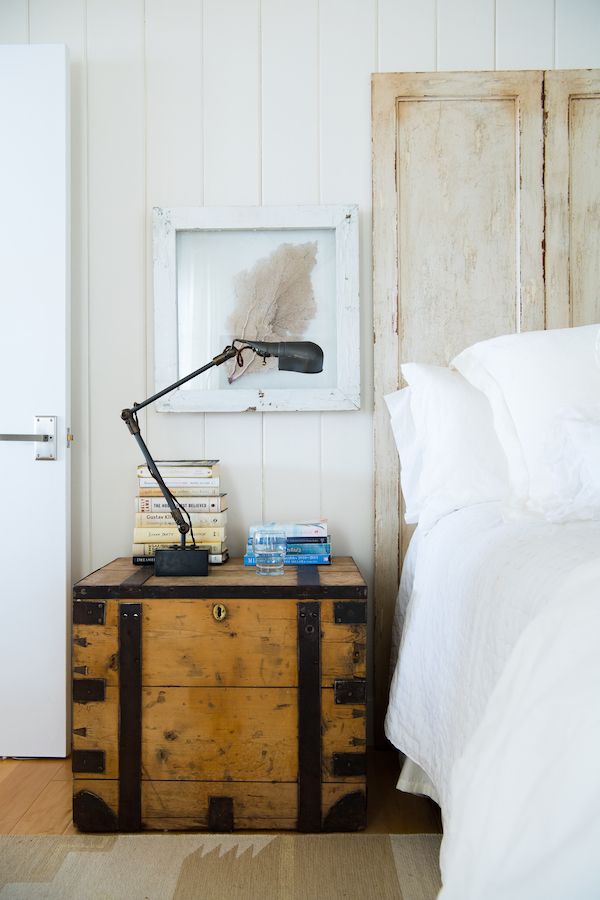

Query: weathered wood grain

[545,69,600,328]
[72,558,367,828]
[74,597,365,688]
[73,778,366,831]
[372,70,545,743]
[74,557,367,599]
[142,686,298,781]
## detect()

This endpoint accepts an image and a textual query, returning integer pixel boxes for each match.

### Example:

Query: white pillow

[452,324,600,518]
[542,408,600,521]
[384,386,423,524]
[385,364,509,528]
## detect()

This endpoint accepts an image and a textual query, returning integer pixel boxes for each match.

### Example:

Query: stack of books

[243,521,331,566]
[132,459,229,565]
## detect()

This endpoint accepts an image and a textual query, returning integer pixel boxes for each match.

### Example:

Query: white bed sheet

[439,557,600,899]
[384,501,600,811]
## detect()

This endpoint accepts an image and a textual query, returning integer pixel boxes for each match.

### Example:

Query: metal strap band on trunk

[333,601,367,625]
[73,600,106,625]
[332,752,367,777]
[333,679,367,705]
[121,568,154,588]
[297,564,320,586]
[118,603,142,831]
[72,750,105,774]
[297,601,322,831]
[72,678,105,703]
[208,796,234,832]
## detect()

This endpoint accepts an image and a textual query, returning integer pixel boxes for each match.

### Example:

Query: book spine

[132,541,226,554]
[248,522,328,538]
[243,554,331,565]
[138,486,221,497]
[137,465,218,478]
[285,535,328,544]
[132,551,229,565]
[245,542,332,555]
[135,496,227,513]
[135,511,227,527]
[138,476,220,489]
[133,526,225,542]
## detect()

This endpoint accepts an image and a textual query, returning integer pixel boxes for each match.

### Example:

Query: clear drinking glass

[252,530,287,576]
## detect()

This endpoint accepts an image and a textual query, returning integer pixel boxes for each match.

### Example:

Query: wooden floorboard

[10,780,73,834]
[0,751,441,835]
[0,759,64,833]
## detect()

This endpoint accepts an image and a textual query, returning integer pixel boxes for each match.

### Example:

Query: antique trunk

[72,557,367,832]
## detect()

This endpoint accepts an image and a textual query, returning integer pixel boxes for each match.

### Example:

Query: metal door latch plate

[35,416,56,460]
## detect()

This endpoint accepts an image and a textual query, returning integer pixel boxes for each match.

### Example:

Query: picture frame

[152,205,360,412]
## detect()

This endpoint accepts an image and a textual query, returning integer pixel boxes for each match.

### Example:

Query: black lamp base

[154,547,209,577]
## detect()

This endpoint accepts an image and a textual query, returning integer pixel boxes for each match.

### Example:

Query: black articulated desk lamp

[121,339,324,576]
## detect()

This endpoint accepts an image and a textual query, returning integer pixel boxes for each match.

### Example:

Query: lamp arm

[125,346,240,416]
[121,344,241,548]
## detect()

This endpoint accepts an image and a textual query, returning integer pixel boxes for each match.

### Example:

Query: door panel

[545,70,600,327]
[372,70,545,741]
[0,45,70,756]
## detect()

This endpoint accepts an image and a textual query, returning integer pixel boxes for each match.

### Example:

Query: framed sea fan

[152,205,360,412]
[226,240,318,383]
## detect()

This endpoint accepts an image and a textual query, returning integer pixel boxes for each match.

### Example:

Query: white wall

[1,0,599,595]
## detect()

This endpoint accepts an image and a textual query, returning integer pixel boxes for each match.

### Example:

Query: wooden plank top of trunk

[74,557,367,600]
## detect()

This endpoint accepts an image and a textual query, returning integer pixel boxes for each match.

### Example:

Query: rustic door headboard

[371,68,600,742]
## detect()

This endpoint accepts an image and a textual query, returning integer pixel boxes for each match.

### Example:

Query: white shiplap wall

[2,0,599,599]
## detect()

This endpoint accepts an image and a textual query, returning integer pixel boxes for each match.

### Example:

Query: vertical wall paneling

[319,0,375,567]
[86,0,146,568]
[319,0,376,731]
[496,0,555,70]
[144,0,206,474]
[437,0,495,70]
[378,0,436,73]
[203,0,261,206]
[0,0,28,42]
[29,0,90,580]
[145,0,203,209]
[556,0,600,68]
[261,0,319,203]
[261,0,321,522]
[203,0,263,554]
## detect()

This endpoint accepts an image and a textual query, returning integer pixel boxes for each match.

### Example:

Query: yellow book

[133,526,226,543]
[134,511,227,528]
[138,486,221,497]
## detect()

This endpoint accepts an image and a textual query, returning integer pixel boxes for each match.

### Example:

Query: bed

[372,69,600,899]
[387,501,600,809]
[387,503,600,898]
[379,331,600,898]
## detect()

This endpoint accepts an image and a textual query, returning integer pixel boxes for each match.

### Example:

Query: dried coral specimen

[226,240,318,382]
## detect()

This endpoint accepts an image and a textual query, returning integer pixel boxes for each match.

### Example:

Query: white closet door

[0,44,70,757]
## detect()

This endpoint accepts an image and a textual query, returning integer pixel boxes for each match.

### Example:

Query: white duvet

[384,502,600,896]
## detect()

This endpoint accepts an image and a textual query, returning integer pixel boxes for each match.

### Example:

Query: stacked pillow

[385,324,600,527]
[385,365,509,530]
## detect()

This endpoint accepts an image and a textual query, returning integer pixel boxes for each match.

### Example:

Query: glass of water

[252,530,287,576]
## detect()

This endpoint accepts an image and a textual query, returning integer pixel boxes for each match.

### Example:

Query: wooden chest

[72,557,368,832]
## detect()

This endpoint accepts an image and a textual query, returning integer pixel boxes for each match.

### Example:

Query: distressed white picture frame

[153,205,360,412]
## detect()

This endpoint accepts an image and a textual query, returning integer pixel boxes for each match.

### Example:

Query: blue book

[246,541,332,556]
[244,554,331,566]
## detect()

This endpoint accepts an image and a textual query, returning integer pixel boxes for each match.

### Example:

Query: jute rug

[0,833,442,900]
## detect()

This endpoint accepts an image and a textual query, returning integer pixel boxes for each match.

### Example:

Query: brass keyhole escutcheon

[212,603,227,622]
